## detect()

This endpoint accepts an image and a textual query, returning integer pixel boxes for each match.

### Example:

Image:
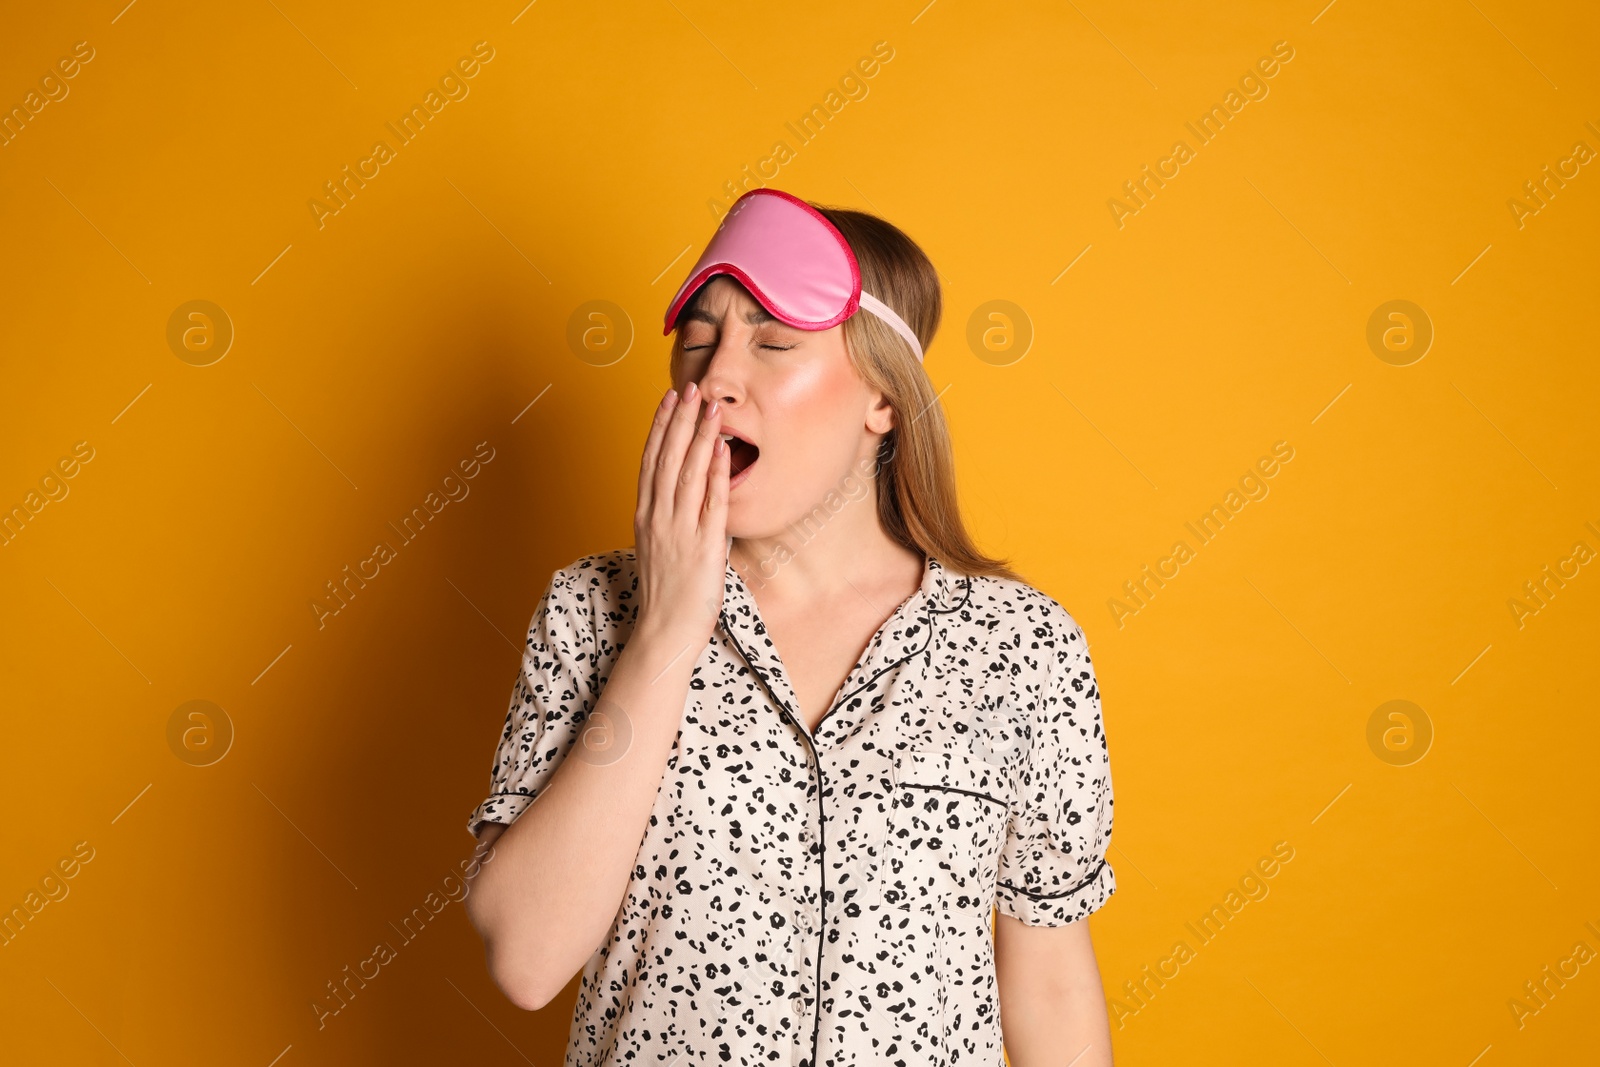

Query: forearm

[1000,974,1113,1066]
[465,624,701,1009]
[996,915,1115,1067]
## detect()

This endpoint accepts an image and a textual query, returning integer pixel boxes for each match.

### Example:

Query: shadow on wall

[272,310,607,1061]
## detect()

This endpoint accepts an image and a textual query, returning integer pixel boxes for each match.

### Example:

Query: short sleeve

[995,619,1116,925]
[465,564,598,839]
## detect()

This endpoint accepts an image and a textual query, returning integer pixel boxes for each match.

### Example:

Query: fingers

[637,381,727,567]
[636,388,677,524]
[653,383,704,518]
[674,398,722,525]
[700,430,730,537]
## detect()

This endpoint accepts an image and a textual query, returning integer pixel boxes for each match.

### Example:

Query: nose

[693,331,746,409]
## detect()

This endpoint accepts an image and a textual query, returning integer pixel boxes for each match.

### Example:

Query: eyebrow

[681,299,778,328]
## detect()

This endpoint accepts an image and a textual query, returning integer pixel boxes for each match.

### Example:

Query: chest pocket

[879,748,1013,914]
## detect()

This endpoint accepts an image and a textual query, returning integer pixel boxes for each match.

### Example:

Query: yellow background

[2,0,1597,1063]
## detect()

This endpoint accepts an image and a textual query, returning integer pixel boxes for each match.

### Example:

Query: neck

[729,486,920,603]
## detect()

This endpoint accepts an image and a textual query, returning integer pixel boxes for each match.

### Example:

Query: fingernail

[663,389,677,406]
[707,399,720,416]
[685,381,698,399]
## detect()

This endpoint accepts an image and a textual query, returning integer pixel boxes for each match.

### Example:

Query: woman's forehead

[688,276,764,317]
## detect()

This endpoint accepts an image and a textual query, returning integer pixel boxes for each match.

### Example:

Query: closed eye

[682,343,796,352]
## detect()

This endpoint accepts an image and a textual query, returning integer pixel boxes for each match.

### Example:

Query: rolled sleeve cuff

[466,790,537,839]
[995,856,1116,926]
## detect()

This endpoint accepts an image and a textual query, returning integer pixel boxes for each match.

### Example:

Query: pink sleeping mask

[661,188,925,361]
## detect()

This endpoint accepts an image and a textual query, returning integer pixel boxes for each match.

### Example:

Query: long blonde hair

[669,201,1022,582]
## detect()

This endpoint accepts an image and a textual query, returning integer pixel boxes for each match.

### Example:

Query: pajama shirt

[468,548,1116,1066]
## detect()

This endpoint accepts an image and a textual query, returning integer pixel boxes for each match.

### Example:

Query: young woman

[465,189,1117,1067]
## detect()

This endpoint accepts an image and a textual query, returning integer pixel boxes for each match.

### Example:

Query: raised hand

[632,381,731,649]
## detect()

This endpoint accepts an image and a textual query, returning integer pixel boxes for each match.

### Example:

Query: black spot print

[468,549,1116,1065]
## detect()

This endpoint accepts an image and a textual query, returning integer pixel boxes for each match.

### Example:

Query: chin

[723,509,771,541]
[724,496,793,542]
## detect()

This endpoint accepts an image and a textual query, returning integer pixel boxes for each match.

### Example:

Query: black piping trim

[815,564,974,735]
[716,560,973,1067]
[997,856,1109,901]
[718,621,829,1067]
[899,782,1009,810]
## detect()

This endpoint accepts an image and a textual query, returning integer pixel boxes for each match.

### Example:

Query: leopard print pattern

[468,549,1115,1066]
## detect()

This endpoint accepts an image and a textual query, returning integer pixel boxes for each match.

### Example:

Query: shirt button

[790,993,806,1017]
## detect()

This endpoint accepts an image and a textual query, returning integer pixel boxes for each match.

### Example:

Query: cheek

[765,359,852,410]
[764,362,864,457]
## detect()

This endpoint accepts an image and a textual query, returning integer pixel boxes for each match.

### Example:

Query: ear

[865,392,896,435]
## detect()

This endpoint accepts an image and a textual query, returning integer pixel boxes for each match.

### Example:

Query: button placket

[790,990,810,1067]
[789,971,812,1065]
[798,898,818,936]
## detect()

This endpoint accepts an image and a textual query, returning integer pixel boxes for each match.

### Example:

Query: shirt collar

[718,549,971,738]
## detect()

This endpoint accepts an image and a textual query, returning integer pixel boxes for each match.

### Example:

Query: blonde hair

[669,201,1022,582]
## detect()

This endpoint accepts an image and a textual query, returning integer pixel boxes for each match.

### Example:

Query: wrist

[625,618,710,675]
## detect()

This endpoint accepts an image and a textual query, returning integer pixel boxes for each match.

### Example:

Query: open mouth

[718,433,760,480]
